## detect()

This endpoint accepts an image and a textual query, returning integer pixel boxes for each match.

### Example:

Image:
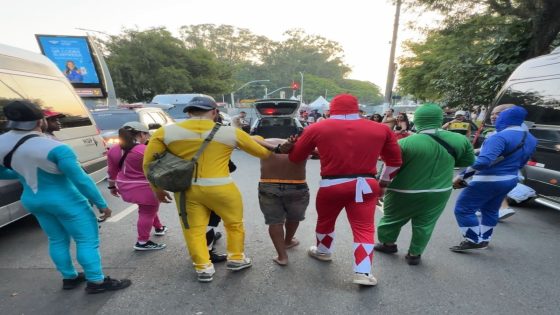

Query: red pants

[315,179,378,274]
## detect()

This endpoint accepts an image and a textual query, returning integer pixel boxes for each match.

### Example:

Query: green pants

[377,190,451,255]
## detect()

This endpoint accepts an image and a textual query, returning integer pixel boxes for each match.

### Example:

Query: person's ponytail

[118,127,139,151]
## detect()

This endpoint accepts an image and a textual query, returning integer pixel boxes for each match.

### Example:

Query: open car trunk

[254,99,300,117]
[252,99,303,138]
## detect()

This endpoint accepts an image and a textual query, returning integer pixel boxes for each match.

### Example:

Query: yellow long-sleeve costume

[143,119,270,272]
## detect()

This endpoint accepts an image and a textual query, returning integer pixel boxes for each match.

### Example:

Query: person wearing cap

[0,100,131,293]
[282,93,402,286]
[374,104,475,265]
[143,95,272,282]
[450,106,537,252]
[43,109,65,139]
[443,110,471,138]
[107,121,168,251]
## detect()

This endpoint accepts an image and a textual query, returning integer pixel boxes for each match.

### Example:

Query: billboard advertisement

[36,35,106,98]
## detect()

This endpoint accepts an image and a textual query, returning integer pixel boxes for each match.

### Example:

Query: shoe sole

[498,212,515,221]
[133,244,167,251]
[198,276,213,283]
[450,245,488,252]
[374,248,398,254]
[308,251,332,262]
[352,279,377,286]
[226,263,252,271]
[85,280,132,294]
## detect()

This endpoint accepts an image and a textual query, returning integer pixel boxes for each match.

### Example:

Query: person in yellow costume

[143,96,271,282]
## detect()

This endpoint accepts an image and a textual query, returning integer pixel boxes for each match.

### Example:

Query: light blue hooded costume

[0,131,107,282]
[454,106,537,243]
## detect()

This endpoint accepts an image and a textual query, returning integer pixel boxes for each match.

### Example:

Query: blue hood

[495,106,527,131]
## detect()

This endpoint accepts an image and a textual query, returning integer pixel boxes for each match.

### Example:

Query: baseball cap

[4,100,45,131]
[122,121,149,133]
[455,110,466,117]
[44,109,65,119]
[183,96,217,112]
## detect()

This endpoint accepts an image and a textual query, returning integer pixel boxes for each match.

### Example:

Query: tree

[105,28,232,102]
[398,15,529,107]
[406,0,560,58]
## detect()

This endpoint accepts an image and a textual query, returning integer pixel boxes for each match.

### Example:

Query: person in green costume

[374,104,475,265]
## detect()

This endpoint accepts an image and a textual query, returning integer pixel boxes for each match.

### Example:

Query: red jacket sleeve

[289,127,316,163]
[380,128,402,167]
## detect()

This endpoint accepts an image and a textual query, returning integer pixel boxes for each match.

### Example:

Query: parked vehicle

[0,43,108,227]
[483,47,560,211]
[250,99,304,138]
[91,106,174,146]
[150,93,205,121]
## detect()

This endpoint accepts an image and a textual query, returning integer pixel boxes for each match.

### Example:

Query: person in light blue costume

[0,100,130,293]
[450,105,537,252]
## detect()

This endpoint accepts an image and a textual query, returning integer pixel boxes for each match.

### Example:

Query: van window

[0,73,92,131]
[497,79,560,126]
[0,79,25,133]
[148,112,167,125]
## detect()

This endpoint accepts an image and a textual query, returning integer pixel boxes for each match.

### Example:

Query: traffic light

[291,81,300,90]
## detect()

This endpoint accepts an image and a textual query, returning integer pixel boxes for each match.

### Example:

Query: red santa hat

[329,94,359,115]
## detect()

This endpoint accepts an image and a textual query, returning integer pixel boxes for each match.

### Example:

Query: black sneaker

[62,272,86,290]
[450,240,489,252]
[85,277,131,294]
[154,226,168,236]
[405,253,421,265]
[209,249,227,263]
[374,243,398,254]
[133,240,166,251]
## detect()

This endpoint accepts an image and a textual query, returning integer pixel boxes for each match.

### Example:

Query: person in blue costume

[450,105,537,252]
[0,100,131,294]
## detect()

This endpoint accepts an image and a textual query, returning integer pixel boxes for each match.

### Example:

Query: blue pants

[29,200,105,282]
[454,179,517,243]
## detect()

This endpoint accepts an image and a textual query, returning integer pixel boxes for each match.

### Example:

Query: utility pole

[384,0,402,106]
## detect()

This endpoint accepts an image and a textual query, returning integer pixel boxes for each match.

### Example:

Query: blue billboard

[36,35,101,84]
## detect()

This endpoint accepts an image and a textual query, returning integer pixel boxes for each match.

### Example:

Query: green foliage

[105,28,232,102]
[398,13,534,107]
[105,26,383,104]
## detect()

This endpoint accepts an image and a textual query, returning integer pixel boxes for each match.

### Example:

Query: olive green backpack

[147,123,221,228]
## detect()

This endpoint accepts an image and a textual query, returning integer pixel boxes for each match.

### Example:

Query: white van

[0,43,108,227]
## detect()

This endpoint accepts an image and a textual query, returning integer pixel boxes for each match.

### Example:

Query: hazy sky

[0,0,436,92]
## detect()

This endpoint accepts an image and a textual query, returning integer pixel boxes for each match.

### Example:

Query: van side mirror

[148,123,162,130]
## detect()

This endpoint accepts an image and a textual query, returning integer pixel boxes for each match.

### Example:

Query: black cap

[4,100,45,131]
[183,96,217,112]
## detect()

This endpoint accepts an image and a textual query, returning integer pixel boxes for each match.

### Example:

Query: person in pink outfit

[107,122,168,251]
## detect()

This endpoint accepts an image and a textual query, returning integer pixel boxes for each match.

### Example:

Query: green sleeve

[455,139,475,167]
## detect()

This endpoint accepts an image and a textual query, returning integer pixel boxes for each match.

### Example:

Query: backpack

[146,123,221,228]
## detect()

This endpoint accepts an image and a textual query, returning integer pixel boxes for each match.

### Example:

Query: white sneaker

[226,257,252,271]
[499,208,516,221]
[196,265,215,283]
[352,273,377,286]
[307,245,332,261]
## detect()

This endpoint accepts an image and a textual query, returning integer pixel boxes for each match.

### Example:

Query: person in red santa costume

[283,94,402,286]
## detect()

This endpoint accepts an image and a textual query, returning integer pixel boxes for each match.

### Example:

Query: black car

[250,99,304,139]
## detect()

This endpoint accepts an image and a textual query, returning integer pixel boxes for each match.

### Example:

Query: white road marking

[106,204,138,222]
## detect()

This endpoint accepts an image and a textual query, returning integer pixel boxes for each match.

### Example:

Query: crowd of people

[0,94,536,293]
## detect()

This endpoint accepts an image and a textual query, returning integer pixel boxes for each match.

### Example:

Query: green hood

[413,103,444,132]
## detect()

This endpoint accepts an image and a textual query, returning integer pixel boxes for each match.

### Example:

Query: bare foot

[273,257,288,266]
[285,238,300,249]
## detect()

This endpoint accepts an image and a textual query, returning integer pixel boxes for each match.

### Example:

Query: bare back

[260,138,306,180]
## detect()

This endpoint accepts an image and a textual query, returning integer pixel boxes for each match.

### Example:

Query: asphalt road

[1,151,560,315]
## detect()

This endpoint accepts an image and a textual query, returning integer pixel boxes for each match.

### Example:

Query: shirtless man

[382,108,396,130]
[253,137,309,266]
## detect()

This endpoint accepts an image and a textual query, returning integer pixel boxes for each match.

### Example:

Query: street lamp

[230,79,270,107]
[299,71,304,103]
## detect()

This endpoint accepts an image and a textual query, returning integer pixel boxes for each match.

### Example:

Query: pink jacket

[107,144,158,206]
